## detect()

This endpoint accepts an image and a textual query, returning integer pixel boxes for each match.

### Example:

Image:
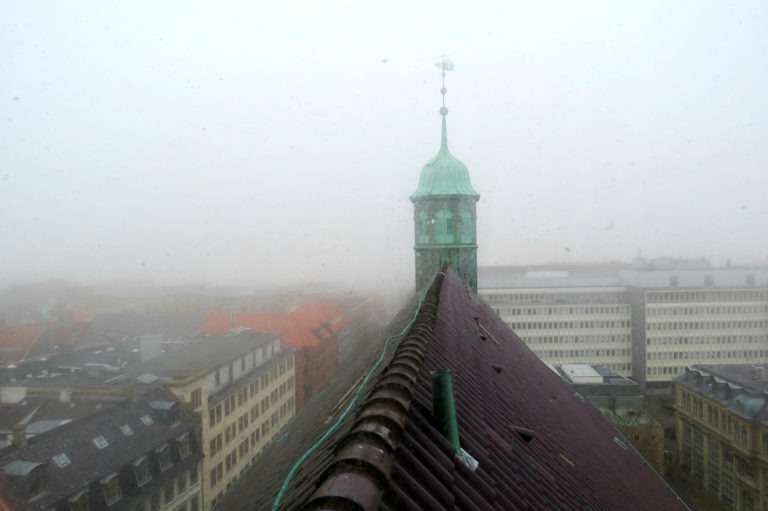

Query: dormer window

[133,456,152,487]
[3,460,46,498]
[100,473,121,506]
[177,432,192,460]
[68,489,90,511]
[157,444,172,472]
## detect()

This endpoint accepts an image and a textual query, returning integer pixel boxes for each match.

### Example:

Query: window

[157,444,172,472]
[69,490,90,511]
[435,210,454,243]
[53,453,72,468]
[190,466,198,485]
[417,211,429,244]
[177,473,186,494]
[164,482,174,504]
[133,456,152,487]
[190,496,199,511]
[191,388,202,409]
[459,209,473,243]
[177,433,192,459]
[93,436,109,449]
[101,473,121,506]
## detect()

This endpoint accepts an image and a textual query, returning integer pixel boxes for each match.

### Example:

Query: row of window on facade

[646,304,768,316]
[66,436,196,511]
[209,377,295,456]
[531,348,631,359]
[484,292,628,305]
[497,304,631,316]
[211,340,285,389]
[647,319,768,331]
[649,350,768,361]
[647,334,768,345]
[209,359,294,429]
[509,319,631,331]
[524,334,632,345]
[647,288,766,303]
[416,209,474,244]
[133,468,200,511]
[680,394,752,448]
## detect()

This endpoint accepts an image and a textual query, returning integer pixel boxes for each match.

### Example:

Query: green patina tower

[411,61,480,291]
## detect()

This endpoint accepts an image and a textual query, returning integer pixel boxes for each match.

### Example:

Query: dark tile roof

[223,269,688,511]
[124,331,280,381]
[0,396,123,436]
[0,387,200,511]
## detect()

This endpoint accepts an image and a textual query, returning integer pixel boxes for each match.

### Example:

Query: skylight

[53,453,71,468]
[140,414,154,426]
[119,424,134,436]
[93,436,109,449]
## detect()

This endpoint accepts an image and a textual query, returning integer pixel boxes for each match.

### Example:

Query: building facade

[479,260,768,385]
[675,365,768,510]
[132,333,295,511]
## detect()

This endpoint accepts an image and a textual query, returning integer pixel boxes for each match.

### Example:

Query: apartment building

[480,266,634,376]
[479,259,768,386]
[0,387,202,511]
[132,332,295,511]
[675,364,768,510]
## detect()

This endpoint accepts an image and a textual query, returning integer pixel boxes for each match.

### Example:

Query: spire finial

[435,56,454,118]
[435,57,454,151]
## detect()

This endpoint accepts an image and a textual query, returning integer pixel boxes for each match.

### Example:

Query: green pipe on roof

[431,369,461,453]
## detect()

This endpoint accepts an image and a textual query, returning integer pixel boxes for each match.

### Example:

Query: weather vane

[435,56,454,117]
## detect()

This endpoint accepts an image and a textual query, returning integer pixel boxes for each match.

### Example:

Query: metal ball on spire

[435,56,454,117]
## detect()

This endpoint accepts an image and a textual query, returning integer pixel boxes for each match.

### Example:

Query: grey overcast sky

[1,1,767,292]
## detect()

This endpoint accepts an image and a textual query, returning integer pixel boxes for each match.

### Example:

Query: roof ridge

[299,272,445,511]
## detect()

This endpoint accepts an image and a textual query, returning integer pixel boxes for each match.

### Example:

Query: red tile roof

[0,324,47,362]
[198,301,351,349]
[248,269,688,510]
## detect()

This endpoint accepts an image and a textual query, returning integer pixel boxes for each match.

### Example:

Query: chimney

[12,424,27,447]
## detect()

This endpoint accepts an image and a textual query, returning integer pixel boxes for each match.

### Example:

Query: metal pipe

[430,370,460,453]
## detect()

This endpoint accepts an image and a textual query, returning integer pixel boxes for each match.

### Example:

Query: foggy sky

[2,1,767,292]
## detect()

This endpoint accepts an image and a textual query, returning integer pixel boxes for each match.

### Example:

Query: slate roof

[220,268,688,510]
[675,364,768,422]
[0,396,123,437]
[0,387,200,511]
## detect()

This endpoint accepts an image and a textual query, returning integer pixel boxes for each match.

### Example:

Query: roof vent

[512,426,535,443]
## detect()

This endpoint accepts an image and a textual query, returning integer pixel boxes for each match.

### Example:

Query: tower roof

[412,61,479,200]
[411,117,479,199]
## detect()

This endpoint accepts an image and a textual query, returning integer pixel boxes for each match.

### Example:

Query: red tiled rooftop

[0,324,47,362]
[198,301,351,349]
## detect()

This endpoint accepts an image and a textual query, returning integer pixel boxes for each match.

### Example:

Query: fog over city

[2,0,767,292]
